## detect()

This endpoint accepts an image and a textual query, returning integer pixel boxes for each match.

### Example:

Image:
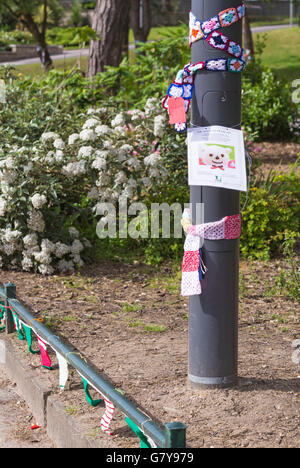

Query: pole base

[188,374,238,389]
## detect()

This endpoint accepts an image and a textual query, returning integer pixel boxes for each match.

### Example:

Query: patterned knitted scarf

[181,210,241,296]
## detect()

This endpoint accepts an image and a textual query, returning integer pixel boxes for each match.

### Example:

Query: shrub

[46,26,97,47]
[0,57,299,272]
[70,0,86,27]
[241,35,299,142]
[242,68,298,141]
[240,166,300,260]
[0,67,98,148]
[272,233,300,302]
[95,27,189,109]
[0,96,171,273]
[0,29,35,47]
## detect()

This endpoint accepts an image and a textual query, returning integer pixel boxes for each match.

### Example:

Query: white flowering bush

[0,97,169,274]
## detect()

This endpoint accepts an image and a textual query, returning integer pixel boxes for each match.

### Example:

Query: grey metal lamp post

[188,0,242,389]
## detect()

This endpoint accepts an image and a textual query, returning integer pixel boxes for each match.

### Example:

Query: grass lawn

[251,18,299,27]
[17,55,88,78]
[128,25,185,42]
[253,27,300,81]
[16,26,300,83]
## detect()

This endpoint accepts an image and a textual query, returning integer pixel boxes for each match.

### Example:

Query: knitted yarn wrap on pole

[163,2,246,133]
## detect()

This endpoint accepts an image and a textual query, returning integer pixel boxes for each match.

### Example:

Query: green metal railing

[0,282,186,448]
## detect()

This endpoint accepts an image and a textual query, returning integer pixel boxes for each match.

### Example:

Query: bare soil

[252,141,299,176]
[0,142,299,449]
[1,257,299,449]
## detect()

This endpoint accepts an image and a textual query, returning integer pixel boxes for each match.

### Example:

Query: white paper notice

[187,126,247,191]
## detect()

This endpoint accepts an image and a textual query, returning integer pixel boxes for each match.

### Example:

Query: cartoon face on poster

[188,126,247,191]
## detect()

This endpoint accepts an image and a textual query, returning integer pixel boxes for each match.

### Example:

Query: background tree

[131,0,151,43]
[87,0,130,77]
[129,0,170,45]
[0,0,56,70]
[243,0,290,61]
[70,0,85,27]
[152,0,180,13]
[34,0,63,29]
[243,3,255,60]
[162,0,172,10]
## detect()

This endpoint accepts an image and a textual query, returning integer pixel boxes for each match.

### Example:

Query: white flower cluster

[78,98,168,204]
[27,210,45,232]
[0,198,7,216]
[31,193,47,210]
[68,133,79,145]
[154,114,167,138]
[62,160,86,177]
[79,129,96,142]
[1,228,22,256]
[20,234,84,275]
[41,132,60,142]
[0,97,168,274]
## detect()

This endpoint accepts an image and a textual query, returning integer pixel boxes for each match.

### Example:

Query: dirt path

[253,142,300,176]
[0,365,54,448]
[0,48,89,67]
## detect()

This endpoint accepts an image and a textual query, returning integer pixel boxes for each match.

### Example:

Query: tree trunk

[87,0,130,77]
[36,42,53,71]
[243,7,255,61]
[22,7,53,71]
[131,0,151,43]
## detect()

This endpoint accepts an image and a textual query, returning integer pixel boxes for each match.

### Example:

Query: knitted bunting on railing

[101,396,115,436]
[0,303,6,331]
[78,372,114,435]
[125,417,158,448]
[1,302,117,435]
[19,320,40,355]
[36,333,52,370]
[80,374,103,407]
[11,308,25,341]
[0,305,138,441]
[55,351,69,390]
[0,304,164,445]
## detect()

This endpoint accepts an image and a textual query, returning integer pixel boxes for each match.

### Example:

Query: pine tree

[87,0,130,76]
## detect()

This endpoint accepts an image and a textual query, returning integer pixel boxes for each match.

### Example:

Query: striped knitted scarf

[181,210,241,296]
